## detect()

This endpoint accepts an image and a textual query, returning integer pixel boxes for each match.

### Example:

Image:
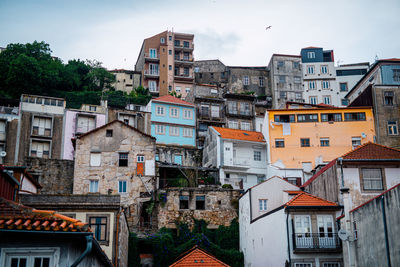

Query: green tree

[85,60,115,91]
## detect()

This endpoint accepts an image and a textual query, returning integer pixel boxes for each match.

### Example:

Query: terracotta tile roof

[301,159,337,188]
[170,246,230,267]
[342,142,400,160]
[284,190,304,195]
[285,192,338,207]
[0,197,89,232]
[153,95,194,107]
[211,127,265,143]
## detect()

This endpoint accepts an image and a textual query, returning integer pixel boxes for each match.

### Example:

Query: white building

[335,63,369,106]
[202,126,267,190]
[239,176,343,267]
[301,47,339,106]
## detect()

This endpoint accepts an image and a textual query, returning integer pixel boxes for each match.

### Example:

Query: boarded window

[90,153,101,166]
[31,141,50,158]
[32,117,52,136]
[76,115,95,133]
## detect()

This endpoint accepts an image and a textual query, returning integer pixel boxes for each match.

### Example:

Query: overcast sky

[1,0,399,70]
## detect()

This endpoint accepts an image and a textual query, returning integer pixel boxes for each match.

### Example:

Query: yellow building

[266,104,375,171]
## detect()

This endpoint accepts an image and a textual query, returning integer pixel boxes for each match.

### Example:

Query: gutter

[71,235,93,267]
[381,196,392,267]
[286,211,291,266]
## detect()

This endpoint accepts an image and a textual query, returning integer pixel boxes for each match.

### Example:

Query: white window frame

[90,152,101,166]
[175,86,181,93]
[309,96,317,105]
[259,199,267,211]
[149,81,158,92]
[169,107,179,118]
[309,81,316,90]
[321,65,328,74]
[388,121,398,135]
[169,126,180,136]
[307,51,315,59]
[254,150,261,161]
[182,127,193,138]
[259,77,264,86]
[228,120,239,129]
[0,247,60,267]
[149,48,157,59]
[323,95,331,105]
[322,263,341,267]
[352,137,361,150]
[211,105,219,118]
[243,75,249,85]
[322,81,330,89]
[32,115,53,137]
[89,180,99,193]
[241,121,251,131]
[155,124,166,135]
[307,65,315,74]
[320,137,330,147]
[183,108,193,120]
[185,87,190,93]
[155,105,165,116]
[137,155,145,162]
[30,139,51,159]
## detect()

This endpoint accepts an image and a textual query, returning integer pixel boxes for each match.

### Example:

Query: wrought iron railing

[292,233,341,251]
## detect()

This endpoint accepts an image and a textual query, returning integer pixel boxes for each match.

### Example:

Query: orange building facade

[266,106,375,170]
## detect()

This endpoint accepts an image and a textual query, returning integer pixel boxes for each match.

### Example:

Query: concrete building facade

[226,66,269,97]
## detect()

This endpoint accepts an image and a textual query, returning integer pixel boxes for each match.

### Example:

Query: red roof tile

[170,246,230,267]
[153,95,194,107]
[342,142,400,160]
[285,192,338,207]
[211,127,265,143]
[0,197,89,232]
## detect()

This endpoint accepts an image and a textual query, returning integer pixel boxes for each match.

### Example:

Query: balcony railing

[144,53,159,61]
[144,70,159,77]
[292,233,341,252]
[174,73,193,79]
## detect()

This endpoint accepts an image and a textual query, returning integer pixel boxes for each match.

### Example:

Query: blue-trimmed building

[148,95,196,148]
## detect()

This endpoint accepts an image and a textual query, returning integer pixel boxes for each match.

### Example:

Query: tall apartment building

[335,62,369,106]
[135,31,195,99]
[268,54,303,109]
[301,47,339,106]
[109,69,141,94]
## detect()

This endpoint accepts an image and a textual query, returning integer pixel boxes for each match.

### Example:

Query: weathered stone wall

[118,211,129,267]
[156,188,240,229]
[156,145,201,167]
[374,86,400,149]
[73,121,156,230]
[4,119,18,165]
[107,108,151,135]
[227,67,269,96]
[194,60,228,86]
[25,157,74,194]
[351,185,400,266]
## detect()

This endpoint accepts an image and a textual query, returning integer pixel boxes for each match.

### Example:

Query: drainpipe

[381,195,391,267]
[71,235,93,267]
[115,212,121,267]
[286,210,291,266]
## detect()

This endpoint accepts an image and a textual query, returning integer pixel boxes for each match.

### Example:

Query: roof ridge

[285,191,338,207]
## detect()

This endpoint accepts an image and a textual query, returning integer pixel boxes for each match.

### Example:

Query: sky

[1,0,399,70]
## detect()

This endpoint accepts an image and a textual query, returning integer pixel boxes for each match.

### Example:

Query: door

[318,215,335,248]
[294,215,313,248]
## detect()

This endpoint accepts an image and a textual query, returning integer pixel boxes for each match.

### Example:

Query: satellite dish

[338,229,349,241]
[0,151,6,157]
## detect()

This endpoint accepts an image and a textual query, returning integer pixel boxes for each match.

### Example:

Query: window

[30,140,50,158]
[182,127,193,137]
[149,63,159,75]
[186,87,190,93]
[297,114,318,122]
[2,248,59,267]
[156,105,165,116]
[286,177,302,186]
[168,85,172,91]
[352,137,361,149]
[259,199,267,211]
[243,76,249,85]
[274,114,295,123]
[106,129,113,137]
[183,109,193,119]
[149,81,157,92]
[168,50,172,55]
[76,115,95,134]
[259,77,264,86]
[388,121,398,135]
[89,216,108,243]
[277,61,285,68]
[170,107,179,118]
[183,41,189,48]
[119,114,136,127]
[227,101,237,114]
[155,124,165,134]
[294,76,301,83]
[320,138,330,147]
[384,91,394,106]
[149,48,157,58]
[254,151,261,161]
[160,37,165,43]
[183,67,189,76]
[228,120,239,129]
[179,196,189,209]
[196,196,205,210]
[323,263,340,267]
[119,153,128,167]
[307,51,315,59]
[241,121,251,131]
[175,86,181,93]
[169,35,172,41]
[307,65,314,74]
[118,181,127,193]
[211,105,219,118]
[89,105,97,111]
[300,138,310,147]
[322,81,330,89]
[321,65,328,74]
[393,69,400,82]
[174,40,180,46]
[89,180,99,193]
[337,69,367,76]
[340,83,348,92]
[308,81,316,89]
[32,116,52,136]
[137,155,144,162]
[361,168,384,190]
[279,75,285,83]
[168,65,172,71]
[90,152,101,166]
[323,96,331,105]
[280,91,287,99]
[293,62,300,69]
[210,73,214,79]
[275,139,285,148]
[344,112,366,121]
[295,92,302,100]
[321,113,342,122]
[169,126,180,136]
[341,99,349,106]
[309,96,317,105]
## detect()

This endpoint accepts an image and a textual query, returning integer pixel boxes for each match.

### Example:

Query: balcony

[144,69,160,78]
[148,86,159,93]
[174,44,194,51]
[144,53,159,62]
[292,233,341,253]
[198,111,223,122]
[174,73,194,82]
[226,108,252,118]
[174,57,194,65]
